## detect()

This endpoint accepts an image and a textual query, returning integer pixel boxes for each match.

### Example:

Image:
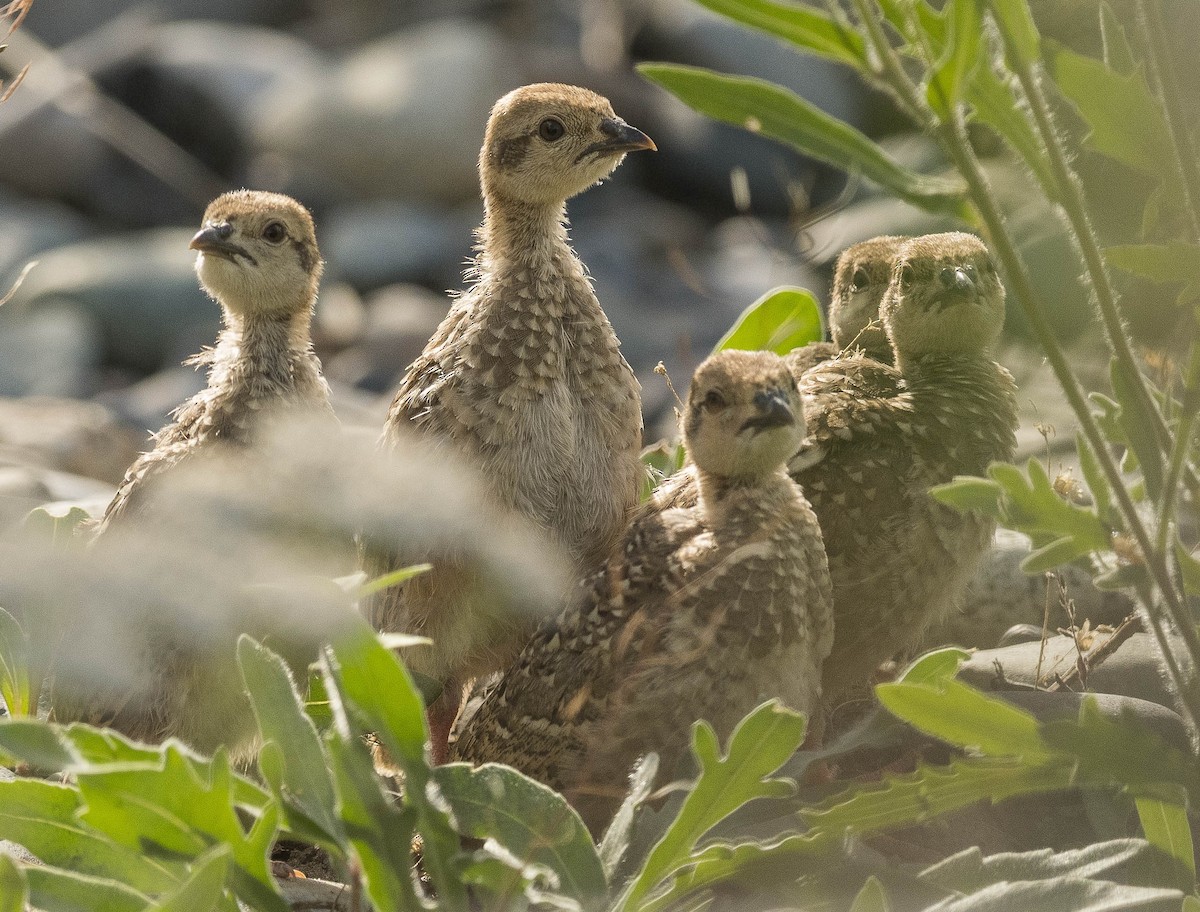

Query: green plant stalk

[846,0,924,123]
[999,43,1177,470]
[844,0,1200,737]
[1133,0,1200,244]
[1157,345,1200,558]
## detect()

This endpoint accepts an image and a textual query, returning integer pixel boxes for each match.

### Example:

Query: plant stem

[934,111,1200,737]
[1158,346,1200,555]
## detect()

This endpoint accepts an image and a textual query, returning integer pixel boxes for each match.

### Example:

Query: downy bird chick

[62,189,333,750]
[655,233,1017,708]
[452,350,833,834]
[365,84,655,762]
[786,235,906,375]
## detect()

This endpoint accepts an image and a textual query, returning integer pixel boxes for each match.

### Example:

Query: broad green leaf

[876,679,1048,759]
[0,607,31,717]
[22,504,91,546]
[930,476,1004,518]
[1052,47,1175,186]
[899,647,970,684]
[149,846,232,912]
[327,630,468,911]
[0,779,180,894]
[457,843,570,912]
[354,563,432,600]
[927,0,982,117]
[850,875,890,912]
[76,746,287,912]
[714,286,823,355]
[921,877,1182,911]
[0,720,77,771]
[434,763,604,902]
[637,64,965,212]
[803,756,1075,835]
[921,839,1179,893]
[25,865,150,912]
[1105,244,1200,305]
[1109,359,1166,501]
[691,0,866,69]
[1021,535,1092,573]
[599,753,659,880]
[1135,795,1195,891]
[989,0,1040,63]
[0,853,27,912]
[985,459,1112,561]
[238,637,342,844]
[616,701,807,912]
[964,61,1057,192]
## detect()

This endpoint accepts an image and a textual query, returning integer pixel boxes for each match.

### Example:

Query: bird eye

[899,263,915,287]
[703,389,727,410]
[851,267,870,292]
[262,221,287,244]
[538,117,565,142]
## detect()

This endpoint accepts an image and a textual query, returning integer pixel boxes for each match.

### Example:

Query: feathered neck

[476,190,572,273]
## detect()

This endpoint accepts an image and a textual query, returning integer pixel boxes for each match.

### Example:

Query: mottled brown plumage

[786,235,906,375]
[452,350,833,833]
[365,84,654,760]
[63,189,332,751]
[658,233,1018,704]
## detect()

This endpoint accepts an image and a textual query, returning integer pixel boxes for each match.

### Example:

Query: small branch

[1045,611,1142,693]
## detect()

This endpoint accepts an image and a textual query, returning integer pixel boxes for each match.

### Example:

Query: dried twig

[1045,611,1143,693]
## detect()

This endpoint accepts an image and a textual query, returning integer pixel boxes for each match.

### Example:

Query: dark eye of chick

[851,266,870,292]
[262,221,288,244]
[538,117,565,142]
[703,389,727,410]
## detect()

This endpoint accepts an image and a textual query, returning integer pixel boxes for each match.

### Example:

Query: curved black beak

[936,265,978,303]
[189,222,255,264]
[741,389,796,433]
[576,118,657,163]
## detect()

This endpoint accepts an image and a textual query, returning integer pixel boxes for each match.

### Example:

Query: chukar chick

[62,190,333,752]
[92,190,333,536]
[452,350,833,835]
[786,235,906,376]
[365,84,654,762]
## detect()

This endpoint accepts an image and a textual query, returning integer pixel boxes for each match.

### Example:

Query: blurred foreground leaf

[714,286,824,355]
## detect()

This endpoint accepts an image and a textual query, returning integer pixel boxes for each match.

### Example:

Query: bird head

[479,83,655,207]
[191,190,323,319]
[881,232,1005,361]
[829,234,907,358]
[685,350,805,481]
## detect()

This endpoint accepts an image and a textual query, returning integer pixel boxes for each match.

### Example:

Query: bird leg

[426,682,463,766]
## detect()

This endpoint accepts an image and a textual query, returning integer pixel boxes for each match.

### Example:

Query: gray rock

[0,192,94,288]
[0,462,113,529]
[0,396,141,484]
[95,365,207,437]
[20,0,301,47]
[0,306,102,398]
[253,19,523,203]
[321,200,478,290]
[7,229,219,373]
[958,633,1179,711]
[922,529,1135,651]
[993,690,1191,754]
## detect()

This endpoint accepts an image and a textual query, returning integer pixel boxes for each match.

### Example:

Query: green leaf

[964,61,1057,192]
[921,839,1180,893]
[616,701,807,912]
[920,876,1182,911]
[0,607,32,718]
[899,647,970,684]
[25,865,150,912]
[928,0,982,117]
[876,679,1048,759]
[1108,359,1166,502]
[1106,244,1200,305]
[0,720,77,772]
[22,504,91,546]
[0,853,28,912]
[930,476,1004,518]
[1175,540,1200,597]
[637,64,965,212]
[353,563,432,600]
[989,0,1040,63]
[690,0,867,69]
[985,459,1112,563]
[149,846,232,912]
[599,753,659,880]
[75,745,287,912]
[327,628,469,911]
[714,286,823,355]
[1052,47,1176,185]
[0,778,180,894]
[238,637,342,845]
[1021,535,1092,573]
[1099,3,1137,74]
[1135,794,1195,891]
[435,763,605,902]
[849,875,890,912]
